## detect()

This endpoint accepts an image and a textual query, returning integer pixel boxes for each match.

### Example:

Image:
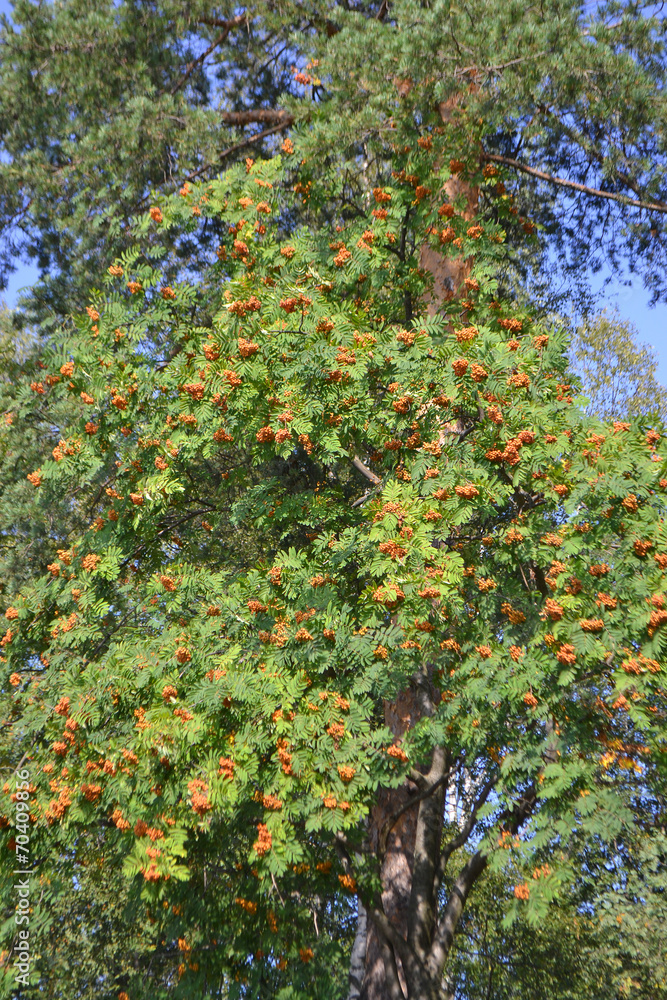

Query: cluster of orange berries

[111,808,131,831]
[338,873,357,893]
[580,618,604,633]
[276,739,292,775]
[45,787,72,823]
[556,644,576,666]
[238,337,259,357]
[333,246,351,267]
[228,294,261,317]
[235,897,258,915]
[188,779,212,816]
[253,823,272,856]
[589,563,610,577]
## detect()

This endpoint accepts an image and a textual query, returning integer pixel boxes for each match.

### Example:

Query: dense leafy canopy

[0,118,665,998]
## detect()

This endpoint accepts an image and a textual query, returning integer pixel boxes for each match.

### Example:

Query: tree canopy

[0,3,666,1000]
[2,0,667,320]
[1,120,666,999]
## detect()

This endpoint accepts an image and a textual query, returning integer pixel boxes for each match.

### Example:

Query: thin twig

[170,16,245,96]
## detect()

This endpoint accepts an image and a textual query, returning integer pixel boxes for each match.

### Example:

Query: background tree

[449,794,667,1000]
[570,309,667,423]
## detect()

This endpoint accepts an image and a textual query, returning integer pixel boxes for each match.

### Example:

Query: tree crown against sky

[1,0,667,324]
[572,309,667,422]
[0,118,665,998]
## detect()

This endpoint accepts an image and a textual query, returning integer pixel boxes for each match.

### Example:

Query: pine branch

[169,16,246,96]
[184,121,292,182]
[483,152,667,215]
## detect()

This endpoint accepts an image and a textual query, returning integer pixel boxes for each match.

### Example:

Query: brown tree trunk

[357,97,481,1000]
[359,690,422,1000]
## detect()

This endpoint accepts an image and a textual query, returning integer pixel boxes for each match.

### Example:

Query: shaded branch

[351,455,381,485]
[170,16,246,96]
[426,849,487,980]
[196,15,246,28]
[378,931,408,1000]
[185,121,292,182]
[366,902,415,983]
[221,109,294,127]
[408,746,449,961]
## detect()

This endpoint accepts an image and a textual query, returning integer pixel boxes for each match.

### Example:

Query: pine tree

[2,0,667,322]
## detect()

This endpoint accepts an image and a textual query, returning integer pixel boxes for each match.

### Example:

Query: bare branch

[184,122,292,182]
[483,152,667,215]
[221,109,294,127]
[196,15,245,29]
[426,850,487,979]
[351,455,381,485]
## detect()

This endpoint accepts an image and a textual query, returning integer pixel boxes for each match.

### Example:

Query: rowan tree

[0,116,666,1000]
[3,0,667,667]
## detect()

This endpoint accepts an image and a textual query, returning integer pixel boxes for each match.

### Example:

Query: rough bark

[360,691,421,1000]
[348,900,368,1000]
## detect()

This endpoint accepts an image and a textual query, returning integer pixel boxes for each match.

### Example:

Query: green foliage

[0,121,665,997]
[3,0,667,323]
[451,818,667,1000]
[0,305,96,595]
